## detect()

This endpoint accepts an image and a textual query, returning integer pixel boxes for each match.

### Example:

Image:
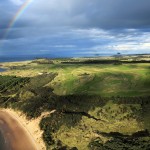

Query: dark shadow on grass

[89,130,150,150]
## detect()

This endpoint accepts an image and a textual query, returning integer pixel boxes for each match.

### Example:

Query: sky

[0,0,150,58]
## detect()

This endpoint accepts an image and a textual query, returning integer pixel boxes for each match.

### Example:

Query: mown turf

[45,63,150,96]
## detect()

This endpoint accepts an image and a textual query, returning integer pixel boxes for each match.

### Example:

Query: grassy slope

[2,62,150,97]
[0,57,150,150]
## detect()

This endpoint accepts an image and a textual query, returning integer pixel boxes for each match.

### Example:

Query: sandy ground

[0,109,47,150]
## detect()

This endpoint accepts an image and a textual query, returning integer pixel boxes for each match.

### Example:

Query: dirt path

[0,110,38,150]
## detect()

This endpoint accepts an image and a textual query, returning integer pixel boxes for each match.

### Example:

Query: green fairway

[43,63,150,96]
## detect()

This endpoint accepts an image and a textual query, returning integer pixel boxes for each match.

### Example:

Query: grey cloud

[23,0,150,29]
[2,0,150,37]
[0,0,150,57]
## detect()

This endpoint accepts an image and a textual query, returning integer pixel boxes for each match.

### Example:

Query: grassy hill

[0,55,150,150]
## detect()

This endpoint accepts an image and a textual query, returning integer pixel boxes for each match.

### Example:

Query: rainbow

[2,0,33,40]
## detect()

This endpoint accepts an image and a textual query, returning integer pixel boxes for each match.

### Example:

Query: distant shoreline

[0,53,149,63]
[0,68,7,72]
[0,57,34,63]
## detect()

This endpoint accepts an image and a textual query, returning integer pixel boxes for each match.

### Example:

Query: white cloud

[10,0,24,5]
[106,42,150,52]
[49,45,76,48]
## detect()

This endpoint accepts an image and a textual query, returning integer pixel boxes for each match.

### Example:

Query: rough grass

[0,57,150,149]
[46,63,150,96]
[1,62,150,96]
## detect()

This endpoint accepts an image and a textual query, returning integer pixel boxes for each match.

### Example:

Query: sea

[0,131,7,150]
[0,53,115,63]
[0,55,36,63]
[0,68,7,72]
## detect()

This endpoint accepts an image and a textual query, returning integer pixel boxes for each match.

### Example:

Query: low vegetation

[0,55,150,149]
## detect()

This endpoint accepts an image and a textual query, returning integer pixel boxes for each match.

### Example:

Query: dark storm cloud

[84,0,150,29]
[24,0,150,29]
[79,0,150,29]
[1,0,150,31]
[1,0,150,34]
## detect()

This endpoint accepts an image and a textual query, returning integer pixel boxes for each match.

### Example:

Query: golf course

[0,55,150,150]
